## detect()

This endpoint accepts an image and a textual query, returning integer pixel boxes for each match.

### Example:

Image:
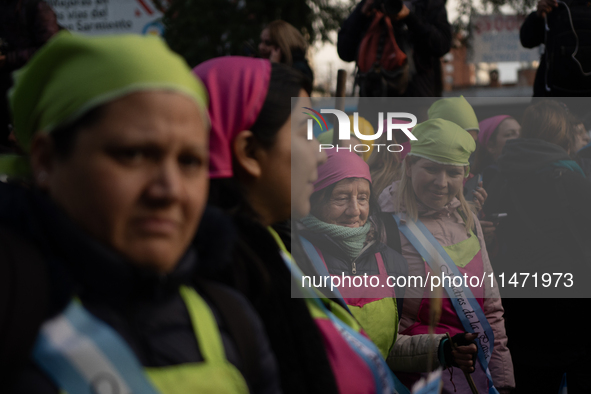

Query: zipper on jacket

[350,240,376,275]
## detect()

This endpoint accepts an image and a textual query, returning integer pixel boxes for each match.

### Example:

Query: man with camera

[337,0,451,97]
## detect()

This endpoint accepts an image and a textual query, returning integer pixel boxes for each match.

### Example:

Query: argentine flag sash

[268,228,409,394]
[33,300,161,394]
[394,213,499,394]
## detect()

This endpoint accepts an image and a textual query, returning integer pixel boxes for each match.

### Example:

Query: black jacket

[520,11,558,97]
[337,0,451,97]
[484,138,591,295]
[520,5,591,97]
[577,143,591,182]
[483,138,591,391]
[0,182,280,394]
[206,214,342,394]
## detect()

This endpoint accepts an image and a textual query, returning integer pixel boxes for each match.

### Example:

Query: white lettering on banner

[48,0,164,36]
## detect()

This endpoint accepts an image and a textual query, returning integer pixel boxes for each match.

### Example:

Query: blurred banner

[470,14,540,63]
[47,0,166,36]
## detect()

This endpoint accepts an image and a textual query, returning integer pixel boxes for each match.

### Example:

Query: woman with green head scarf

[378,119,514,394]
[0,32,280,394]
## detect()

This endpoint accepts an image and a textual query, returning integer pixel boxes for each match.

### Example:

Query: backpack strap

[379,212,402,254]
[377,212,404,313]
[196,279,260,388]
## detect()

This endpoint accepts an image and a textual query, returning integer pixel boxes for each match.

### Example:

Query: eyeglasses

[261,39,274,46]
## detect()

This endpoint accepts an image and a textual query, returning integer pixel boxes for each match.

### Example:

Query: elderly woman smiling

[0,33,279,393]
[300,149,404,360]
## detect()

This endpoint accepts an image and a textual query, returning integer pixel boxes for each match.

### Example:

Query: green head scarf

[427,96,479,134]
[408,118,476,176]
[1,31,208,176]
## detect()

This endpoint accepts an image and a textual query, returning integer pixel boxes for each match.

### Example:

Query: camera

[372,0,403,16]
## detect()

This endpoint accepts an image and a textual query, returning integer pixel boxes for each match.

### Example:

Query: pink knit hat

[193,57,271,179]
[478,115,511,148]
[313,149,372,193]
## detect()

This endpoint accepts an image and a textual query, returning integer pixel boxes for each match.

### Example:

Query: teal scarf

[301,215,371,260]
[552,160,585,177]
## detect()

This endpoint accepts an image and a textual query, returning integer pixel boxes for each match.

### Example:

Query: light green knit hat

[1,31,208,177]
[408,118,476,176]
[427,96,479,134]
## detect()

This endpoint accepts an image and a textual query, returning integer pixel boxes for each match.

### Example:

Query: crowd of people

[1,1,591,394]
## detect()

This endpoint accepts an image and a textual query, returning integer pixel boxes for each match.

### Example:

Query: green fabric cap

[8,31,208,155]
[408,118,476,169]
[428,96,479,133]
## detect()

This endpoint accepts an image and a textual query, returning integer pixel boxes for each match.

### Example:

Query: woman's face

[407,158,465,211]
[256,89,326,222]
[38,91,209,273]
[573,123,590,153]
[487,118,521,160]
[315,178,370,228]
[258,28,275,59]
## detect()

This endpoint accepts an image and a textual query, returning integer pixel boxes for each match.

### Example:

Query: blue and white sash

[299,235,346,301]
[394,214,499,394]
[279,247,409,394]
[33,301,160,394]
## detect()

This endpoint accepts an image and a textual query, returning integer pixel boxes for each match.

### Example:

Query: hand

[451,333,478,374]
[269,47,281,63]
[480,220,496,246]
[394,4,410,20]
[0,55,6,69]
[472,182,487,211]
[537,0,558,17]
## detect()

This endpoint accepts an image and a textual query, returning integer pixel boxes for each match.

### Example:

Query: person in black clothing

[337,0,451,97]
[484,100,591,393]
[520,0,591,96]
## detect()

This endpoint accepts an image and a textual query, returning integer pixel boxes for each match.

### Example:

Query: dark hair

[248,62,312,148]
[50,106,105,158]
[208,62,312,220]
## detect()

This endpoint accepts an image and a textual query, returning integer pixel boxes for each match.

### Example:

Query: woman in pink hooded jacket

[378,119,514,394]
